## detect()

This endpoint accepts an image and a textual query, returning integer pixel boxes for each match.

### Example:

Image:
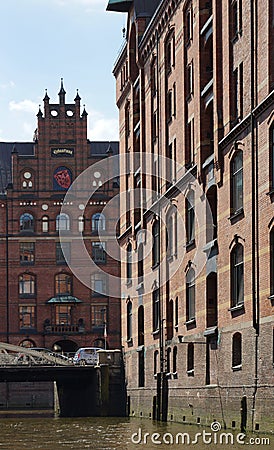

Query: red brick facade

[109,0,274,432]
[0,81,121,354]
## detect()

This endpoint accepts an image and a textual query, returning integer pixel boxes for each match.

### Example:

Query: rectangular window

[153,289,160,332]
[270,230,274,297]
[91,304,107,329]
[91,273,107,297]
[19,275,35,296]
[92,242,106,263]
[56,242,71,264]
[167,90,172,123]
[20,242,35,265]
[271,127,274,190]
[151,64,156,96]
[186,118,194,166]
[19,305,35,328]
[187,61,193,97]
[231,152,243,213]
[232,0,242,38]
[233,63,243,122]
[152,111,157,142]
[55,305,72,325]
[185,5,193,44]
[173,82,177,118]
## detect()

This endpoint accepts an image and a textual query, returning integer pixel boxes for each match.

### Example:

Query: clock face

[24,171,31,179]
[42,204,49,211]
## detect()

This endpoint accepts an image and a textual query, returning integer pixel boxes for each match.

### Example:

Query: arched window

[186,190,195,245]
[92,213,106,232]
[19,273,36,296]
[55,273,72,295]
[42,216,49,233]
[78,216,84,232]
[127,300,133,341]
[187,342,194,375]
[165,28,175,74]
[231,151,243,214]
[56,213,70,231]
[152,220,160,267]
[126,243,132,282]
[232,332,242,369]
[20,213,34,232]
[271,228,274,297]
[186,268,195,322]
[231,244,244,307]
[173,346,178,374]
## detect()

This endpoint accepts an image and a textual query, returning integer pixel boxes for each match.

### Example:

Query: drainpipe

[250,0,259,432]
[5,194,9,343]
[156,29,167,422]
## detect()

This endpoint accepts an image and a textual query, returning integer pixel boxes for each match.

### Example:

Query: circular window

[66,110,74,117]
[42,204,49,211]
[24,171,31,179]
[78,204,85,211]
[94,171,101,179]
[51,110,58,117]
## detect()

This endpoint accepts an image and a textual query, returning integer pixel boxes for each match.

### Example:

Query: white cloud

[0,80,15,90]
[88,109,119,141]
[9,99,39,114]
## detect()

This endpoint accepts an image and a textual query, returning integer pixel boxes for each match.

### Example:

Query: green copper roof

[47,295,82,304]
[106,0,132,12]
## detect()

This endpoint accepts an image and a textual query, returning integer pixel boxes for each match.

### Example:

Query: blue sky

[0,0,125,142]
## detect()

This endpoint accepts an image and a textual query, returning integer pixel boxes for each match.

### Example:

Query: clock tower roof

[58,78,66,104]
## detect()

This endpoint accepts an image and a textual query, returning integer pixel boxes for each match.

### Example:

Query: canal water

[0,416,271,449]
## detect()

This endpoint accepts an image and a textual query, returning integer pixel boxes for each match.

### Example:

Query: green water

[0,416,271,449]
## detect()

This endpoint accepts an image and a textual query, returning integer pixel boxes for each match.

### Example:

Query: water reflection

[0,417,270,449]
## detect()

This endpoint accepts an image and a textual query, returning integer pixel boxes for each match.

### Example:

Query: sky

[0,0,126,142]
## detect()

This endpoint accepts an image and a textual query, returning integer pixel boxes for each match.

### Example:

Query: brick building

[107,0,274,432]
[0,80,121,354]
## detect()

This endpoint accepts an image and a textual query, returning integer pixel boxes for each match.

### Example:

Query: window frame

[19,305,36,329]
[231,151,243,215]
[152,288,160,332]
[20,213,34,232]
[92,241,106,264]
[56,213,70,231]
[20,242,35,265]
[55,273,72,296]
[56,242,71,265]
[152,220,160,268]
[232,332,242,369]
[127,300,133,342]
[186,268,196,322]
[230,243,244,308]
[19,273,36,297]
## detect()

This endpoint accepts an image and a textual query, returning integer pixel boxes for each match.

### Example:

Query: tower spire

[58,78,66,104]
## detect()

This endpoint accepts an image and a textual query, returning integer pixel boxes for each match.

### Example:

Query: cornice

[219,90,274,150]
[139,0,182,63]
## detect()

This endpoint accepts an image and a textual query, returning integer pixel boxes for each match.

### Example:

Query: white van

[73,347,101,366]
